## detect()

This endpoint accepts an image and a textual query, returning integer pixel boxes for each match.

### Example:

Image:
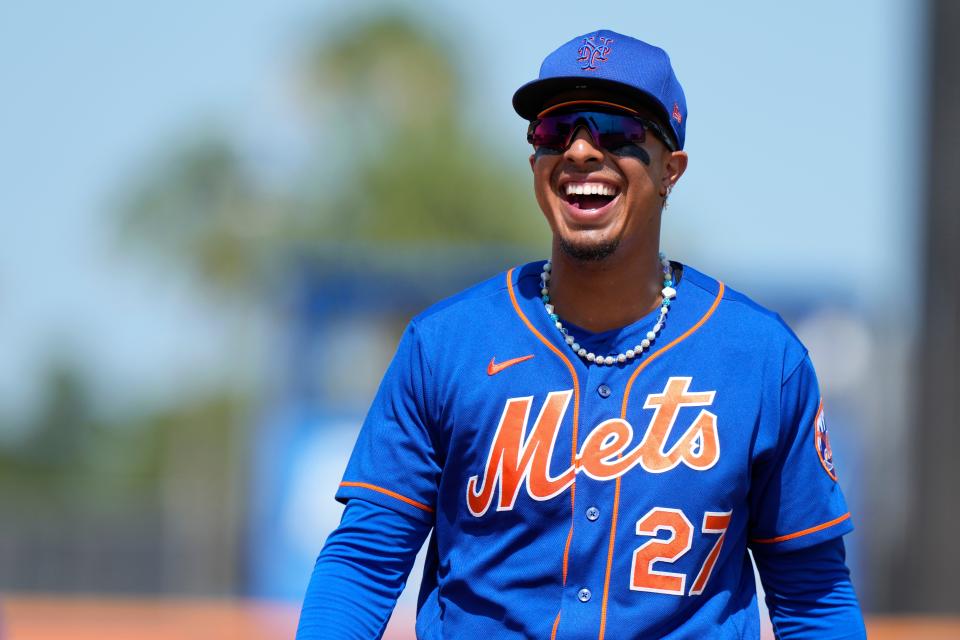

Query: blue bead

[542,295,550,302]
[663,299,671,307]
[549,313,559,321]
[665,280,673,287]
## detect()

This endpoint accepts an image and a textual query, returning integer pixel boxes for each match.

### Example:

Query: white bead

[541,253,676,367]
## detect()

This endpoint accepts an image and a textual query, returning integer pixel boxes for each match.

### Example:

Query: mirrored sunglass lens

[530,119,571,147]
[530,113,645,150]
[591,114,646,147]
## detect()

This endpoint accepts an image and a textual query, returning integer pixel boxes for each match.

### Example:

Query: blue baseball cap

[513,30,687,150]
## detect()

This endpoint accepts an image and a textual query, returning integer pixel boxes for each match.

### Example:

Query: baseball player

[297,30,866,639]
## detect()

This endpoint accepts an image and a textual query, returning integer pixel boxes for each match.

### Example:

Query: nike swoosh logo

[487,354,534,376]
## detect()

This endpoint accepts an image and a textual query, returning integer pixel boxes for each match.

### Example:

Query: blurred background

[1,0,958,638]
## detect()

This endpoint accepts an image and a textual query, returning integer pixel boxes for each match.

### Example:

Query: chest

[438,344,771,522]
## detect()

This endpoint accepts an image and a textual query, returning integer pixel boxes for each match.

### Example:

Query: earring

[662,185,673,210]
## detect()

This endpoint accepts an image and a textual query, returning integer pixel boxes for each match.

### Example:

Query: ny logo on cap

[577,35,613,71]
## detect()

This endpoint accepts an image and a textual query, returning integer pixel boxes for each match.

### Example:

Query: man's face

[529,107,687,262]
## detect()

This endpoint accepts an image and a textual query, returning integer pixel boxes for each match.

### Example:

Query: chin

[558,236,621,262]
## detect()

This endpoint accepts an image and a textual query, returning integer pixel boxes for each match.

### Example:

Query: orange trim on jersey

[505,268,581,639]
[560,503,576,578]
[598,282,726,640]
[618,282,726,419]
[551,612,562,639]
[750,512,851,544]
[338,481,434,514]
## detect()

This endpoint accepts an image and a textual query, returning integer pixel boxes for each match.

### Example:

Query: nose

[563,126,604,166]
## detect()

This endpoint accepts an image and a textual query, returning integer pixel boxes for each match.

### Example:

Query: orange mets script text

[466,377,719,517]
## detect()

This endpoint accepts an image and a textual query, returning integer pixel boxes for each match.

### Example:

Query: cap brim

[513,76,671,125]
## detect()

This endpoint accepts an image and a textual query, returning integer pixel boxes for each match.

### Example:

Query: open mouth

[562,182,620,210]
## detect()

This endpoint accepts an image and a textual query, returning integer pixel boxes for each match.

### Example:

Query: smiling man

[297,30,866,639]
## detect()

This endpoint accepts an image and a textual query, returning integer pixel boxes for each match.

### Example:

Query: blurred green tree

[0,13,546,595]
[119,14,543,297]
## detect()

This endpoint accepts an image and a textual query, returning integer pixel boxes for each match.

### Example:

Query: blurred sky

[0,0,922,419]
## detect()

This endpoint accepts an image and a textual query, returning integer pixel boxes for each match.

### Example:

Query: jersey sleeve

[748,354,853,552]
[752,537,866,639]
[335,321,441,524]
[296,499,431,640]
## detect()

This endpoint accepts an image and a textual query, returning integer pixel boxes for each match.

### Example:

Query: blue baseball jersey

[336,260,853,639]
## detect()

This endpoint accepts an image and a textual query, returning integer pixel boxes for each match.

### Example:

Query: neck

[547,239,664,333]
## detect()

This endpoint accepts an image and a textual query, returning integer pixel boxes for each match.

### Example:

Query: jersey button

[597,384,612,398]
[577,588,592,603]
[586,506,600,521]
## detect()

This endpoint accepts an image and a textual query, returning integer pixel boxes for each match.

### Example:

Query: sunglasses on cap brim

[527,102,677,154]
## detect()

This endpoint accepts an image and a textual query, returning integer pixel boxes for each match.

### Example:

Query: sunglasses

[527,110,677,154]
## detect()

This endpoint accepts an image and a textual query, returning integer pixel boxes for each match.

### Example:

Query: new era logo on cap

[513,30,688,150]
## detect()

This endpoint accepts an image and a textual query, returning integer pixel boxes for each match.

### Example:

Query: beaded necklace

[540,254,676,366]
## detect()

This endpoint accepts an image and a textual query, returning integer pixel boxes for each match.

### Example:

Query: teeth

[564,183,618,197]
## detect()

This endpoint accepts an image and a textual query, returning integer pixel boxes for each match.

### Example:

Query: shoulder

[411,261,541,329]
[681,264,793,332]
[680,263,809,377]
[402,262,543,376]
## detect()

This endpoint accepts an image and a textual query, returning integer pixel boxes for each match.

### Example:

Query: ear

[660,150,688,194]
[529,153,536,171]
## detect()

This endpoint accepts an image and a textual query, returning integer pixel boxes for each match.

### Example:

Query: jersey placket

[553,349,627,638]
